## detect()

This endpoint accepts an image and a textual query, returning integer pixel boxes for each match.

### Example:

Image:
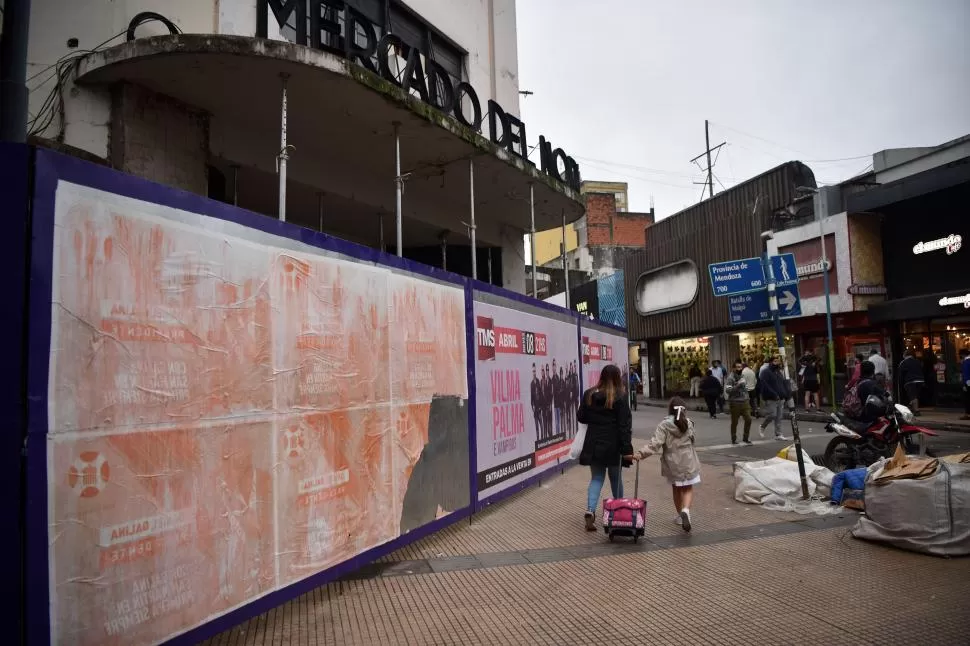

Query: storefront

[853,160,970,407]
[623,162,816,399]
[765,209,892,404]
[660,329,795,397]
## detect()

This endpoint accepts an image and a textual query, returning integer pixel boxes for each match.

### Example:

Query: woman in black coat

[577,364,633,531]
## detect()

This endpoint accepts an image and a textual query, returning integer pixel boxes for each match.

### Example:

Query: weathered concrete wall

[110,84,209,195]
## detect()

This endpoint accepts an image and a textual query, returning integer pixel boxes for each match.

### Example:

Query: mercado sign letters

[257,0,582,191]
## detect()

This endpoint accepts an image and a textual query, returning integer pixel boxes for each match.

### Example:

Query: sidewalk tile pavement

[201,459,970,646]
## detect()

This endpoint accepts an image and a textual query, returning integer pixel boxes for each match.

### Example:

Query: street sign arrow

[778,289,798,313]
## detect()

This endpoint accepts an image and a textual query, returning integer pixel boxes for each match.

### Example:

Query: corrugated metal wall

[623,162,816,340]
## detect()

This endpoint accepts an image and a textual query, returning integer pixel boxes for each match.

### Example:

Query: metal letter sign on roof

[729,285,802,324]
[770,253,799,288]
[708,257,766,297]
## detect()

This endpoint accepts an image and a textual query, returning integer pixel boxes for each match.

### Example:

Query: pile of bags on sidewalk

[852,446,970,557]
[733,449,840,516]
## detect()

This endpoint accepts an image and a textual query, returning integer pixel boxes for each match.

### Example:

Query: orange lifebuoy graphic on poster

[67,451,110,498]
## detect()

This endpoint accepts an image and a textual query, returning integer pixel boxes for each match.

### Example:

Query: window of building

[280,1,466,96]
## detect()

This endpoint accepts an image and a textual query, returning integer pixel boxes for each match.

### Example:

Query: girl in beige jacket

[635,397,702,532]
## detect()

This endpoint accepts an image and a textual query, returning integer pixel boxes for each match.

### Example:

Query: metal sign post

[762,237,809,500]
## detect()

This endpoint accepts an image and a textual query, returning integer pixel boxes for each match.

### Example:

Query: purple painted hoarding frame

[20,147,626,645]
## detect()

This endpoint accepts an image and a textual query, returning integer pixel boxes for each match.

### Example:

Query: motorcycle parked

[823,396,936,473]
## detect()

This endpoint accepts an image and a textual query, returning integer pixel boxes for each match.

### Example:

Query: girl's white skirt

[669,474,701,487]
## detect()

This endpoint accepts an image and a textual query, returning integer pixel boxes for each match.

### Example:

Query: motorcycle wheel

[823,437,859,473]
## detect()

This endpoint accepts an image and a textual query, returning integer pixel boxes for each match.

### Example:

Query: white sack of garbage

[733,457,842,515]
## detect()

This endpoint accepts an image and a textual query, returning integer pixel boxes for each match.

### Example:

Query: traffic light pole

[762,242,810,500]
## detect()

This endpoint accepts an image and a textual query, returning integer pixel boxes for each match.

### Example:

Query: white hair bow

[674,405,686,420]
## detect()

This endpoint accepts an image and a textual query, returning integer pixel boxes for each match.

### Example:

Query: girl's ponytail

[668,396,689,434]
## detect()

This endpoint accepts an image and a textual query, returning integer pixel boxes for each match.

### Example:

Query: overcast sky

[515,0,970,217]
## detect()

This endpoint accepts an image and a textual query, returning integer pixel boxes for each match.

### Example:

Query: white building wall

[27,0,520,159]
[766,212,853,316]
[26,0,216,157]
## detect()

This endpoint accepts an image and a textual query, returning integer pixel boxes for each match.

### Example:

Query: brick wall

[585,191,654,248]
[110,83,209,195]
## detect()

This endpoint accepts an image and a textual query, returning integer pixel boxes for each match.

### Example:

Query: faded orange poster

[389,275,468,403]
[46,182,473,645]
[275,408,396,586]
[272,253,390,412]
[48,422,275,645]
[50,187,273,433]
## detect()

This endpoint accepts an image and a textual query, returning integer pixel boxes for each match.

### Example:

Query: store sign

[796,259,831,278]
[939,293,970,309]
[913,234,962,256]
[847,284,887,295]
[257,0,581,190]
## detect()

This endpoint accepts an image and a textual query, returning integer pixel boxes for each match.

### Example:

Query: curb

[637,398,970,434]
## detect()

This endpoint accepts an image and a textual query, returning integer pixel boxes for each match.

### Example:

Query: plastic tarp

[853,461,970,557]
[734,457,843,516]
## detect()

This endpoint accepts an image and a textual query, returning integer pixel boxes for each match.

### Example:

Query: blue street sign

[770,253,799,288]
[708,257,765,297]
[728,285,802,325]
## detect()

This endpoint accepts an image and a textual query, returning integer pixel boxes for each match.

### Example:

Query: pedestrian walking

[758,355,790,441]
[699,369,722,419]
[742,361,759,417]
[799,350,820,410]
[634,397,702,532]
[628,368,642,411]
[688,363,703,398]
[898,349,925,416]
[724,360,753,445]
[711,360,727,413]
[577,364,633,532]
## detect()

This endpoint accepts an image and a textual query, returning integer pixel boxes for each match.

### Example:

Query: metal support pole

[440,232,448,271]
[763,245,809,500]
[819,213,837,410]
[394,122,403,257]
[529,183,537,297]
[379,213,385,251]
[277,74,290,223]
[562,210,569,309]
[469,159,477,279]
[231,165,240,206]
[0,0,32,143]
[487,247,493,284]
[317,192,324,232]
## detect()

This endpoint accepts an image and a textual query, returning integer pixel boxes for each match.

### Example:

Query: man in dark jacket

[853,361,888,424]
[898,350,924,416]
[757,355,790,441]
[699,370,722,419]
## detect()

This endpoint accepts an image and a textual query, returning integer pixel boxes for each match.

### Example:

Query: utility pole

[705,120,714,199]
[690,120,726,201]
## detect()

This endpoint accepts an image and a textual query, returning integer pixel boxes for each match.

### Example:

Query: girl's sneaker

[674,515,683,526]
[584,513,596,532]
[680,509,692,532]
